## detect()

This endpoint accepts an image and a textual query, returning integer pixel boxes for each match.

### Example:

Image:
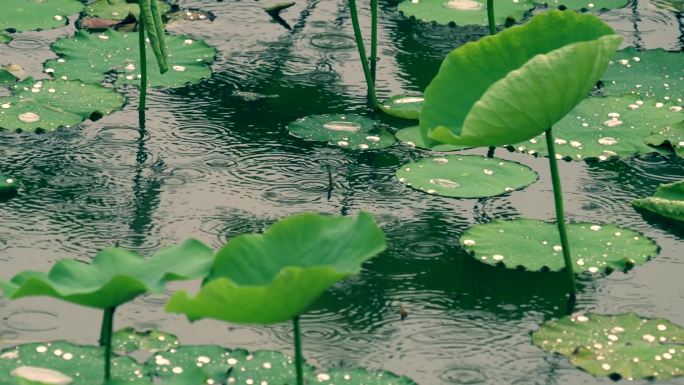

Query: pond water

[0,0,683,384]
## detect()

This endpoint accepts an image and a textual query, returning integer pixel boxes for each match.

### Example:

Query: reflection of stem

[486,146,495,158]
[370,0,378,83]
[138,18,148,112]
[326,164,333,200]
[99,306,117,381]
[293,316,304,385]
[486,0,496,35]
[348,0,378,108]
[544,128,577,301]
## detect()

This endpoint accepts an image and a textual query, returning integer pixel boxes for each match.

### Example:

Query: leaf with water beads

[395,125,465,151]
[0,0,83,32]
[112,328,179,354]
[461,219,658,274]
[511,96,683,161]
[533,313,684,380]
[632,180,684,222]
[287,114,396,150]
[380,94,423,120]
[85,0,172,21]
[646,120,684,158]
[398,0,534,26]
[534,0,629,11]
[396,155,537,198]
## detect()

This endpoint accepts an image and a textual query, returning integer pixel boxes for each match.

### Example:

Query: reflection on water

[0,0,683,384]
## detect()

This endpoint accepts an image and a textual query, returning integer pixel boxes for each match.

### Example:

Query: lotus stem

[348,0,379,108]
[138,17,148,112]
[486,0,496,35]
[293,316,304,385]
[370,0,378,83]
[544,128,577,301]
[99,306,116,381]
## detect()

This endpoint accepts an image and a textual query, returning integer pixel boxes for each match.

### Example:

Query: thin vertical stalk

[348,0,378,108]
[370,0,378,83]
[486,0,496,35]
[544,128,577,301]
[138,18,148,112]
[293,316,304,385]
[99,306,116,381]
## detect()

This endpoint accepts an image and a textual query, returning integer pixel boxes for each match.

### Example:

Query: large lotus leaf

[1,239,213,309]
[287,114,396,150]
[0,0,83,32]
[533,313,684,380]
[511,96,683,160]
[44,30,216,88]
[601,47,683,101]
[396,155,537,198]
[395,125,465,151]
[0,79,125,132]
[380,94,423,120]
[421,10,622,147]
[0,342,145,385]
[85,0,171,21]
[398,0,534,26]
[633,180,684,222]
[0,176,18,196]
[167,212,386,324]
[535,0,629,11]
[112,328,179,354]
[461,219,658,274]
[646,120,684,157]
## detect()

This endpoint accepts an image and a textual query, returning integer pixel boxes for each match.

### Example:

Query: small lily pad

[395,126,465,151]
[461,219,658,274]
[512,96,683,160]
[85,0,171,21]
[396,155,538,198]
[380,94,423,120]
[0,34,12,44]
[44,30,217,88]
[287,114,396,150]
[112,328,179,354]
[633,180,684,222]
[0,79,125,132]
[0,0,83,32]
[0,176,18,196]
[398,0,535,26]
[535,0,629,11]
[533,313,684,380]
[646,120,684,157]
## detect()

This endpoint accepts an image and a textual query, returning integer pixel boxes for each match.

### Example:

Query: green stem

[370,0,378,83]
[348,0,378,108]
[293,316,304,385]
[99,307,116,381]
[544,128,577,301]
[138,17,148,112]
[486,0,496,35]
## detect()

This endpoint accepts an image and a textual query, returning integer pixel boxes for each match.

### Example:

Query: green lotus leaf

[85,0,171,21]
[646,120,684,157]
[601,47,683,101]
[632,180,684,222]
[0,79,125,132]
[380,94,423,120]
[421,10,622,147]
[44,30,216,88]
[1,239,213,309]
[0,0,83,32]
[112,328,179,354]
[396,155,537,198]
[395,125,465,151]
[167,212,386,324]
[288,114,396,150]
[461,219,658,274]
[0,34,11,44]
[535,0,629,11]
[0,175,18,196]
[0,69,19,86]
[0,342,145,385]
[398,0,534,26]
[511,96,682,160]
[533,313,684,380]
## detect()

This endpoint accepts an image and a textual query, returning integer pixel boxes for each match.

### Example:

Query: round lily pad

[287,114,396,150]
[395,125,465,151]
[460,219,659,274]
[0,176,18,196]
[511,96,683,161]
[0,79,125,132]
[633,180,684,222]
[380,94,423,120]
[535,0,629,11]
[85,0,171,21]
[533,313,684,380]
[396,155,538,198]
[0,0,83,32]
[44,30,217,88]
[112,328,179,354]
[646,120,684,157]
[398,0,535,26]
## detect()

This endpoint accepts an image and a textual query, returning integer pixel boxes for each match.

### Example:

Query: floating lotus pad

[396,155,537,198]
[44,30,217,88]
[633,180,684,222]
[646,120,684,157]
[1,239,213,309]
[512,96,683,160]
[380,94,423,120]
[535,0,629,11]
[167,212,386,324]
[0,176,18,196]
[287,114,396,150]
[461,219,658,274]
[395,126,464,151]
[421,10,622,147]
[85,0,171,20]
[398,0,534,26]
[112,328,179,354]
[0,0,83,32]
[533,313,684,380]
[0,34,11,44]
[0,79,125,132]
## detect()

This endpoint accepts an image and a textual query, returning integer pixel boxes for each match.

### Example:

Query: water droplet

[262,362,272,369]
[36,346,48,353]
[197,356,211,364]
[552,245,562,252]
[442,0,484,10]
[393,96,424,104]
[1,103,10,109]
[493,254,504,261]
[588,267,599,273]
[668,106,682,112]
[62,353,73,361]
[607,334,618,342]
[358,144,369,150]
[18,112,40,123]
[628,104,639,110]
[1,351,18,359]
[664,353,673,359]
[607,112,621,118]
[655,102,664,108]
[554,138,567,145]
[577,259,585,266]
[343,375,351,380]
[430,178,459,189]
[483,169,494,176]
[569,141,581,148]
[433,157,448,164]
[602,363,611,371]
[658,324,667,331]
[172,367,183,374]
[183,39,194,45]
[590,225,601,231]
[98,34,110,41]
[173,65,187,72]
[323,121,360,132]
[316,373,331,381]
[426,189,437,194]
[602,119,623,128]
[576,315,589,322]
[54,15,63,21]
[10,367,72,385]
[337,140,349,147]
[643,334,656,342]
[366,135,380,142]
[598,137,618,145]
[619,59,629,66]
[463,239,476,246]
[227,358,238,365]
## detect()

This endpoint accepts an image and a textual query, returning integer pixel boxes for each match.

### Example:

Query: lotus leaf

[461,219,658,274]
[420,10,622,147]
[533,313,684,380]
[0,0,83,32]
[0,79,125,132]
[511,96,682,160]
[0,176,18,195]
[398,0,534,26]
[380,94,423,120]
[288,114,396,150]
[1,239,213,309]
[112,328,179,354]
[0,34,11,44]
[395,125,464,151]
[633,180,684,222]
[85,0,171,21]
[167,212,386,324]
[646,120,684,157]
[0,69,18,86]
[44,30,216,88]
[535,0,629,11]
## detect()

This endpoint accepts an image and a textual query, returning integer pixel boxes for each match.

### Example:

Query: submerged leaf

[288,114,396,150]
[395,125,465,151]
[0,0,83,32]
[398,0,534,26]
[632,180,684,222]
[380,94,424,120]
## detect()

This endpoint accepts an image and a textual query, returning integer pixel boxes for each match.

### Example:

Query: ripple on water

[7,37,48,50]
[438,366,487,384]
[309,32,357,50]
[3,309,59,332]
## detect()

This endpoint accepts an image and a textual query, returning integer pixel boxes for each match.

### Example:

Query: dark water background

[1,0,683,384]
